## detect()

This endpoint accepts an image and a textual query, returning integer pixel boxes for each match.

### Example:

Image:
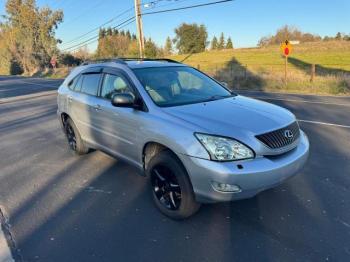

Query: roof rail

[80,57,181,66]
[81,58,127,66]
[119,58,181,63]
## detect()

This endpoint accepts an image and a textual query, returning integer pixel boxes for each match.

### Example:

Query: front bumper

[178,131,310,203]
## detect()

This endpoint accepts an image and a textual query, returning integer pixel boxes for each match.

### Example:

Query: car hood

[162,95,296,136]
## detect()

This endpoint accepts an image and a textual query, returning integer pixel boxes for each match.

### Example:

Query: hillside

[171,41,350,95]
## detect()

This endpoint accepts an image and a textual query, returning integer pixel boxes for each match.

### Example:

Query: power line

[59,0,181,47]
[142,0,233,16]
[62,0,108,27]
[69,19,136,53]
[60,7,134,47]
[62,0,234,53]
[62,17,136,52]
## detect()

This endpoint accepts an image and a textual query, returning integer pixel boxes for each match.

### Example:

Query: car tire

[65,118,89,155]
[147,150,201,220]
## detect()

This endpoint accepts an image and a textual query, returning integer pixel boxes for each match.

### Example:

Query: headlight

[195,133,254,161]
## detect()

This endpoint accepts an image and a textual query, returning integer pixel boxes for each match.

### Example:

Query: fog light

[211,181,241,193]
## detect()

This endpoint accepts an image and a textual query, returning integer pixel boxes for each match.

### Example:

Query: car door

[92,68,145,165]
[67,68,103,144]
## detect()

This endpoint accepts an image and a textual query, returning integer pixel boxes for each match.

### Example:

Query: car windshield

[133,66,234,107]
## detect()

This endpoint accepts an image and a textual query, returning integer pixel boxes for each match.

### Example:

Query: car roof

[79,58,187,70]
[125,60,186,69]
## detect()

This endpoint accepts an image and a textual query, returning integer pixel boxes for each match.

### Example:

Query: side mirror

[111,93,135,108]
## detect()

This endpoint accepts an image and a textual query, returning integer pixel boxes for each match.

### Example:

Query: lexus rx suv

[57,58,309,219]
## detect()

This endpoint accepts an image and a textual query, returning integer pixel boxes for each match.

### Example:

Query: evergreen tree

[132,33,137,41]
[126,30,131,40]
[164,36,173,55]
[106,27,113,36]
[99,28,106,39]
[145,38,158,58]
[335,32,342,40]
[218,32,225,50]
[113,29,119,35]
[211,36,218,50]
[226,37,233,49]
[120,30,125,36]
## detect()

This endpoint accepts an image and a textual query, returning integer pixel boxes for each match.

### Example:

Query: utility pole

[134,0,145,58]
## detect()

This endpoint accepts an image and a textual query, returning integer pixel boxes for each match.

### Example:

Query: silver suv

[57,58,309,219]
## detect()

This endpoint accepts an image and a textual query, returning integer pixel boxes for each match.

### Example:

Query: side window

[74,75,83,92]
[100,73,133,100]
[80,73,101,96]
[67,76,78,90]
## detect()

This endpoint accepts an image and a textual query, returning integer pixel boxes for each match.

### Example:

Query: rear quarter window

[80,74,101,96]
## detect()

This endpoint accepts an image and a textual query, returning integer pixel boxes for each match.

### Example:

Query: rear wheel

[64,118,89,155]
[147,151,200,220]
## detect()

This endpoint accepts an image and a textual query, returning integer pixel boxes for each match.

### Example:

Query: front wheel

[64,118,89,155]
[147,151,201,220]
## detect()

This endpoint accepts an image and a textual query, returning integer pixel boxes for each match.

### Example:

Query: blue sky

[0,0,349,52]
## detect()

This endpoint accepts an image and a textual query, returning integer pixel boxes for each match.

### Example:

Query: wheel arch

[142,141,182,172]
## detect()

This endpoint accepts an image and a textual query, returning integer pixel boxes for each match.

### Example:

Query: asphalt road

[0,76,349,262]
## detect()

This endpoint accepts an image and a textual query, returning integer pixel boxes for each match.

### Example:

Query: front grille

[256,122,300,149]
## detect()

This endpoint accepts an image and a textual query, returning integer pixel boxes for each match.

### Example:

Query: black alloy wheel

[65,122,77,151]
[151,165,182,210]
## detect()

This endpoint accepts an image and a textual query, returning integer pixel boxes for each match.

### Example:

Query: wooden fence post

[310,64,316,82]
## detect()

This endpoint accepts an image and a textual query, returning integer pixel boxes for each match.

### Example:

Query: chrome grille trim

[256,122,300,149]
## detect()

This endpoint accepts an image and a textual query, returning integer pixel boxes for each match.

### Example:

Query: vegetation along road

[0,76,349,261]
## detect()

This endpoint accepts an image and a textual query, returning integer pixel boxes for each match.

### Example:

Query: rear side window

[67,76,78,90]
[80,74,101,96]
[74,76,83,92]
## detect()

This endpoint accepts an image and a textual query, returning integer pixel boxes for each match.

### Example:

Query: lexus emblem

[284,130,294,139]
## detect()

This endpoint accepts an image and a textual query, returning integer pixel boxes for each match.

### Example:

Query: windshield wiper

[204,94,235,102]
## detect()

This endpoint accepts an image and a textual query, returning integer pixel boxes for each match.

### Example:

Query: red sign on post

[50,57,57,68]
[280,40,292,57]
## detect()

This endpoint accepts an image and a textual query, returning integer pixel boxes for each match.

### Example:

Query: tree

[0,0,63,74]
[258,25,321,47]
[218,33,225,49]
[226,37,233,49]
[211,36,218,50]
[126,30,131,40]
[145,38,158,58]
[335,32,342,40]
[99,28,106,39]
[164,36,173,55]
[106,27,113,36]
[173,23,208,54]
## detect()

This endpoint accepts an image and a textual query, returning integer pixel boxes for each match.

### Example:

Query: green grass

[170,41,350,95]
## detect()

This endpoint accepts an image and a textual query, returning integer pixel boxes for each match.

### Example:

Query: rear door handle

[68,96,73,103]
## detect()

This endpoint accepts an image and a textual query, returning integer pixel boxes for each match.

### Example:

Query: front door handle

[68,96,73,103]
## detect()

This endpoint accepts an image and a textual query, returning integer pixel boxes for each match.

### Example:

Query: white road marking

[252,96,350,107]
[298,119,350,129]
[0,90,57,104]
[238,89,350,98]
[0,226,14,262]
